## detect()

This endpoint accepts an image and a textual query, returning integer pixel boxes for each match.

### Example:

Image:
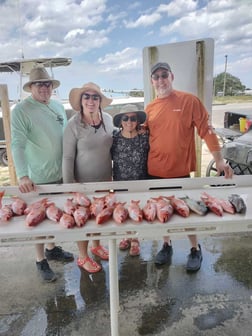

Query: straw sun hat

[69,82,113,111]
[23,66,60,92]
[113,104,146,128]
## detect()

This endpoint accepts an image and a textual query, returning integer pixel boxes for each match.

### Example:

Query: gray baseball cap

[151,62,172,75]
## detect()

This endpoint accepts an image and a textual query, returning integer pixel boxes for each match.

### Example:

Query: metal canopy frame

[0,57,72,74]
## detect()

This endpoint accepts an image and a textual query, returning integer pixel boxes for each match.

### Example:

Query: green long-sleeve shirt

[11,96,67,183]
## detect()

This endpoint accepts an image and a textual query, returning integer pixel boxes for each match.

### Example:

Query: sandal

[77,257,101,273]
[129,239,140,256]
[119,239,131,250]
[90,245,109,260]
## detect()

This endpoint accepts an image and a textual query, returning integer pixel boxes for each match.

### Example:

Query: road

[211,102,252,128]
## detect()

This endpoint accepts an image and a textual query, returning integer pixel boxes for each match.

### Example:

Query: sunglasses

[151,72,169,81]
[121,115,137,122]
[82,93,100,101]
[32,81,52,88]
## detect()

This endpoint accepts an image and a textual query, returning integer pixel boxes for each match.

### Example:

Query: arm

[204,128,233,179]
[192,97,233,179]
[62,122,77,183]
[211,150,233,178]
[11,104,36,192]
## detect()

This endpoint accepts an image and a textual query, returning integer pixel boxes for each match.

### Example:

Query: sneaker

[45,246,74,262]
[186,244,203,272]
[36,259,57,282]
[155,243,173,265]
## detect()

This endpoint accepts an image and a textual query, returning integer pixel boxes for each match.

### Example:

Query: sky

[0,0,251,100]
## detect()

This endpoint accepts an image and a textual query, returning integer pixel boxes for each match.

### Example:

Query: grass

[0,166,10,186]
[213,95,252,104]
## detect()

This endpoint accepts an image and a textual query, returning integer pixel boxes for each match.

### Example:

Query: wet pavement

[1,234,252,335]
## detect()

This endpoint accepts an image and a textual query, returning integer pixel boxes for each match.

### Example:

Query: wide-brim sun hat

[69,82,113,111]
[113,104,146,128]
[23,66,60,92]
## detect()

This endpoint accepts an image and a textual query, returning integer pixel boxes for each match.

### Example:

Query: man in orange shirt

[145,62,233,272]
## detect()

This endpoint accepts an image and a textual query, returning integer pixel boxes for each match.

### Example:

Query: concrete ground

[1,234,252,336]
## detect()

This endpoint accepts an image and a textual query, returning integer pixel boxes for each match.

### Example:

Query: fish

[90,196,105,217]
[73,206,90,227]
[46,203,63,222]
[24,198,49,215]
[128,200,143,222]
[181,196,208,216]
[164,196,190,217]
[143,199,157,222]
[0,204,13,221]
[201,192,234,214]
[201,193,223,217]
[0,190,23,222]
[113,202,128,224]
[63,198,76,215]
[218,199,235,214]
[11,196,27,216]
[0,190,4,208]
[96,207,114,224]
[72,192,91,207]
[59,213,75,228]
[104,192,117,208]
[152,197,173,223]
[228,194,247,214]
[26,204,46,227]
[0,191,13,221]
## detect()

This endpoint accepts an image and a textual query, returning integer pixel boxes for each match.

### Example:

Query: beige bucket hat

[113,104,146,127]
[23,66,60,92]
[69,82,113,111]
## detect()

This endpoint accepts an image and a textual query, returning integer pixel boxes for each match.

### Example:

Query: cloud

[157,0,198,17]
[98,47,142,73]
[123,13,161,28]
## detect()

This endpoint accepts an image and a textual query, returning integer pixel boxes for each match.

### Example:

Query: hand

[138,124,148,135]
[18,176,36,193]
[215,159,233,179]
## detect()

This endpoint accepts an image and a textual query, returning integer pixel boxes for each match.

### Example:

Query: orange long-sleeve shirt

[145,90,220,178]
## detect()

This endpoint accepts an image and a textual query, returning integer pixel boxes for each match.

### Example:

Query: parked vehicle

[206,111,252,176]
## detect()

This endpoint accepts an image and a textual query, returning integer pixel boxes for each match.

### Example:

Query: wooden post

[148,46,159,102]
[195,41,205,177]
[0,85,18,185]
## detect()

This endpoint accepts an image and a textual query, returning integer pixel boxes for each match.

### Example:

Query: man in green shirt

[11,66,74,282]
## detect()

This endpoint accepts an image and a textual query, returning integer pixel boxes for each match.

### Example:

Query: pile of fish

[0,190,247,228]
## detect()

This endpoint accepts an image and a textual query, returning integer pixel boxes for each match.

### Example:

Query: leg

[35,243,56,282]
[119,231,132,251]
[155,236,173,265]
[46,242,56,250]
[119,238,131,250]
[45,242,74,262]
[35,243,46,262]
[90,239,109,260]
[129,238,140,256]
[77,241,101,273]
[188,234,199,249]
[186,235,202,272]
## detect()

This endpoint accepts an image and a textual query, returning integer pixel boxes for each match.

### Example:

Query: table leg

[109,238,119,336]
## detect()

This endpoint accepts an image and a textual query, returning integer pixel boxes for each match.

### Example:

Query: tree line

[213,72,250,96]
